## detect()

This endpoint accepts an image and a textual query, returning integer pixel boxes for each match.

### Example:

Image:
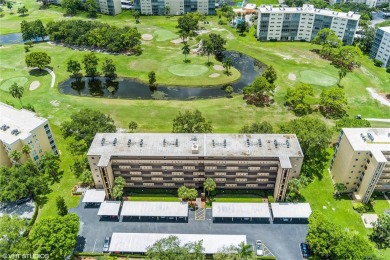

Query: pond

[59,51,266,100]
[0,33,48,45]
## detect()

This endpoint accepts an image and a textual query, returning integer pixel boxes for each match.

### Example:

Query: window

[355,159,358,161]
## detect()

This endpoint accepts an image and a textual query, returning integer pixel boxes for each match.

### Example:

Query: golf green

[299,70,337,87]
[0,77,28,91]
[154,29,179,42]
[168,64,209,77]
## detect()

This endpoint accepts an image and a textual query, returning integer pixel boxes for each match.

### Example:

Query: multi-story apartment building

[134,0,215,15]
[256,4,360,44]
[51,0,122,15]
[330,128,390,203]
[329,0,390,8]
[370,27,390,68]
[87,133,304,201]
[0,103,58,167]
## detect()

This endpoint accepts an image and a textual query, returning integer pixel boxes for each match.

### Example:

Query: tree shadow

[73,236,86,253]
[34,194,50,208]
[28,69,49,77]
[184,59,191,63]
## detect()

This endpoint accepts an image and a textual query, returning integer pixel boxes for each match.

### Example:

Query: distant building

[0,103,58,167]
[329,0,390,8]
[51,0,122,15]
[134,0,216,15]
[330,128,390,203]
[370,27,390,68]
[256,4,360,45]
[87,133,304,201]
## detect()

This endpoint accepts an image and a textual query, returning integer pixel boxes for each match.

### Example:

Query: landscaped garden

[1,0,390,257]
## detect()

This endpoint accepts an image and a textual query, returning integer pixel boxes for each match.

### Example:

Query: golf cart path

[365,118,390,123]
[44,68,55,88]
[366,87,390,108]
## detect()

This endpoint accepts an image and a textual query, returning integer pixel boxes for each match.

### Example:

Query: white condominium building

[257,4,360,45]
[0,103,58,167]
[134,0,215,15]
[370,27,390,68]
[329,0,390,8]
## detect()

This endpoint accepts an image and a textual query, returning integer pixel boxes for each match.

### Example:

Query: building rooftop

[82,189,106,203]
[342,128,390,162]
[258,4,360,20]
[212,202,271,218]
[271,203,312,219]
[121,201,188,217]
[88,133,304,167]
[0,103,48,145]
[97,201,121,216]
[109,233,247,254]
[378,26,390,34]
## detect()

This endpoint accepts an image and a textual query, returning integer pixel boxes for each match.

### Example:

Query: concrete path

[365,118,390,123]
[44,68,56,88]
[366,88,390,108]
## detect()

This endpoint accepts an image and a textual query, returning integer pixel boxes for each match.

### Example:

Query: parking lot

[71,201,308,259]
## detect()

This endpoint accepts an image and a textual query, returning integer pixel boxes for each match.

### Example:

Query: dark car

[300,243,310,259]
[103,236,110,252]
[16,197,31,205]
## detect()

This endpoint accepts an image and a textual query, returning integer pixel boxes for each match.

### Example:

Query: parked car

[103,236,110,252]
[16,197,31,205]
[256,240,263,256]
[300,242,310,258]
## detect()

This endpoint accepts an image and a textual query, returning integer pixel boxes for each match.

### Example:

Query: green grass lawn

[154,29,178,42]
[299,70,338,87]
[0,76,28,91]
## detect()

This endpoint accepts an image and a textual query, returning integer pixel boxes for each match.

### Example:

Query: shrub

[218,20,226,25]
[24,46,29,52]
[386,66,390,73]
[353,202,369,213]
[267,196,275,203]
[374,59,384,67]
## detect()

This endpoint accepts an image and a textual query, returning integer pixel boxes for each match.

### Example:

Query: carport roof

[82,189,106,203]
[212,202,271,218]
[109,233,246,254]
[271,203,312,219]
[97,201,121,216]
[120,201,188,217]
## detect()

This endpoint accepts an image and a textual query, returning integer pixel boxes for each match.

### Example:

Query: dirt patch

[209,73,220,78]
[170,38,187,44]
[366,88,390,107]
[288,73,296,81]
[213,65,224,71]
[50,100,60,107]
[141,34,153,41]
[29,81,40,91]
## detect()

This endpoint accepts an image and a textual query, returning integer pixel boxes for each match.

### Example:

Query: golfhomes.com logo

[1,254,49,259]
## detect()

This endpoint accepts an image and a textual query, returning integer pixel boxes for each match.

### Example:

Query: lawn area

[128,194,180,202]
[372,194,390,215]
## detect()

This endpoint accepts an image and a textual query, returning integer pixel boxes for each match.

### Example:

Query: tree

[333,45,362,71]
[284,83,314,115]
[177,13,200,37]
[82,53,99,79]
[178,185,189,200]
[312,28,342,58]
[335,118,371,132]
[32,20,46,41]
[286,175,309,202]
[20,20,34,41]
[9,83,24,106]
[338,67,348,85]
[203,178,216,197]
[6,1,13,14]
[17,6,28,16]
[0,214,29,255]
[25,52,51,70]
[201,39,213,65]
[84,0,98,18]
[243,76,275,106]
[146,235,205,260]
[280,117,332,178]
[128,121,138,132]
[102,58,117,80]
[239,121,273,134]
[208,33,226,56]
[56,196,68,216]
[370,214,390,249]
[237,242,253,260]
[148,71,157,87]
[66,59,82,78]
[165,5,170,16]
[61,0,81,16]
[182,42,190,62]
[112,176,125,200]
[80,169,94,187]
[21,144,31,157]
[237,21,248,35]
[30,214,79,260]
[172,109,212,133]
[333,183,347,199]
[9,150,22,166]
[40,152,61,181]
[61,109,116,147]
[354,27,375,54]
[319,87,348,119]
[133,10,140,23]
[263,66,277,84]
[222,57,232,75]
[187,188,198,206]
[225,85,233,97]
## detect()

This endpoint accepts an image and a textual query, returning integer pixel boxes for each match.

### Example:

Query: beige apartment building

[0,103,58,167]
[330,128,390,203]
[87,133,304,201]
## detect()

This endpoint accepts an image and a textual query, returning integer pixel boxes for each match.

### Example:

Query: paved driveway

[70,202,308,259]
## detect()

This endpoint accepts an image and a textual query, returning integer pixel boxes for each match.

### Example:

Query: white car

[256,240,264,256]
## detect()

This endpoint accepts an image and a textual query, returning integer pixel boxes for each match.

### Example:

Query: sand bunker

[213,65,224,71]
[209,73,220,78]
[170,38,187,44]
[141,34,153,41]
[288,73,296,81]
[29,81,40,91]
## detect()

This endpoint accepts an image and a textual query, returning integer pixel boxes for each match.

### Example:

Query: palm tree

[338,68,348,85]
[202,39,213,65]
[10,150,22,166]
[9,83,24,106]
[133,10,140,23]
[222,57,232,75]
[40,152,61,181]
[236,242,253,259]
[203,178,216,197]
[21,144,31,157]
[128,121,138,132]
[182,42,190,62]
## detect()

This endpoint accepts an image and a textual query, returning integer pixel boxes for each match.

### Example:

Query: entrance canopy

[109,233,246,254]
[97,201,121,216]
[271,203,312,219]
[82,189,106,203]
[212,203,271,219]
[120,201,188,217]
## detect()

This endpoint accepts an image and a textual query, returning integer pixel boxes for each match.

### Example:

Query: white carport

[120,201,188,221]
[97,201,121,219]
[109,233,246,254]
[82,189,106,205]
[271,203,312,222]
[212,203,271,222]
